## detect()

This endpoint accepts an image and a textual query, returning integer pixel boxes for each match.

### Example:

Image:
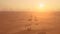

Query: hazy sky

[0,0,60,11]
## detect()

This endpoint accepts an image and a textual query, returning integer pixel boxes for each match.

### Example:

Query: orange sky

[0,0,60,11]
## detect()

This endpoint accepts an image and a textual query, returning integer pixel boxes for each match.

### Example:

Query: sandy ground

[0,11,60,34]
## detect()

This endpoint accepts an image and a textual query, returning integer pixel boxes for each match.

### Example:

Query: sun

[37,3,46,12]
[40,3,44,8]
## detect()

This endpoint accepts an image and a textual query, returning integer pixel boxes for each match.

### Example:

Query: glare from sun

[40,3,44,8]
[38,3,46,12]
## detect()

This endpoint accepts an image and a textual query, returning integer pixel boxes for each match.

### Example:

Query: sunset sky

[0,0,60,11]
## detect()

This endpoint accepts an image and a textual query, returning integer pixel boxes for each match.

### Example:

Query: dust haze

[0,11,60,34]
